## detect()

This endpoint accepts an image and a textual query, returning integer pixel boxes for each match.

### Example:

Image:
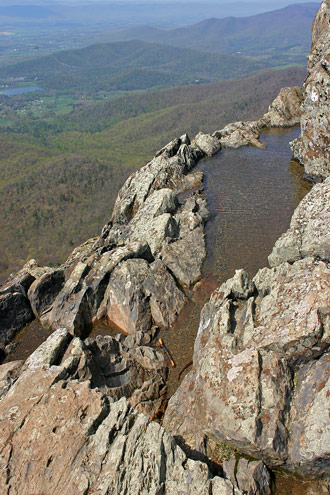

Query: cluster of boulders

[164,256,330,479]
[0,328,246,495]
[0,135,210,352]
[291,0,330,179]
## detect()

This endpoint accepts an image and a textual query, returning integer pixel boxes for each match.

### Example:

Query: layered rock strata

[0,329,243,495]
[291,0,330,178]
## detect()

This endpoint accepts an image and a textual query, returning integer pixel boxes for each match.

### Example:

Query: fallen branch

[158,338,176,368]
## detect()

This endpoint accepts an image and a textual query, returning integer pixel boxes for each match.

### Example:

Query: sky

[0,0,319,3]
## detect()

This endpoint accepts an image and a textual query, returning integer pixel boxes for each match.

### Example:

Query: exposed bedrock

[269,176,330,266]
[262,86,304,127]
[164,259,330,478]
[291,0,330,178]
[0,329,243,495]
[1,138,210,343]
[0,260,53,349]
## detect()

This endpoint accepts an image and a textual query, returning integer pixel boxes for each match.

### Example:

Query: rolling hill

[0,40,266,92]
[105,3,319,60]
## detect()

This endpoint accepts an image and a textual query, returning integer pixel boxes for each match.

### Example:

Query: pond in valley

[0,86,44,96]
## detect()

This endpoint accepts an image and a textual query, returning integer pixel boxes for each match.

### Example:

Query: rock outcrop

[164,260,330,478]
[0,329,242,495]
[0,260,51,349]
[262,86,304,127]
[291,0,330,178]
[269,176,330,266]
[212,120,265,149]
[1,137,210,345]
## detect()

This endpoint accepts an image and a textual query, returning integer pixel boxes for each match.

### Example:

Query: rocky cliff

[164,1,330,489]
[0,3,327,494]
[291,0,330,178]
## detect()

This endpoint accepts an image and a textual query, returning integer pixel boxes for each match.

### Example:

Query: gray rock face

[212,121,265,149]
[224,458,272,495]
[97,258,152,335]
[164,259,330,477]
[269,176,330,266]
[145,259,187,329]
[290,352,330,478]
[262,86,304,127]
[0,259,46,347]
[291,0,330,178]
[0,329,241,495]
[192,132,221,156]
[161,227,206,288]
[110,135,203,226]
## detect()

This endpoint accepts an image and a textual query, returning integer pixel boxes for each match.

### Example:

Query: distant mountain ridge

[105,3,319,56]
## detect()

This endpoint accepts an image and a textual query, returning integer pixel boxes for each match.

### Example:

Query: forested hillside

[0,40,265,93]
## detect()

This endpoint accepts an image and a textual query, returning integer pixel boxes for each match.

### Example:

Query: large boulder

[0,259,49,348]
[212,121,265,149]
[97,258,152,336]
[262,86,304,127]
[164,259,330,478]
[192,132,221,156]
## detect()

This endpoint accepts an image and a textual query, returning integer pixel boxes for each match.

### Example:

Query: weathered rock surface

[0,131,210,342]
[269,176,330,266]
[5,327,167,415]
[212,121,265,149]
[0,259,50,347]
[97,258,152,335]
[192,132,221,156]
[291,0,330,178]
[223,458,272,495]
[262,86,304,127]
[209,85,303,150]
[0,329,242,495]
[23,180,208,338]
[164,259,330,477]
[110,134,203,226]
